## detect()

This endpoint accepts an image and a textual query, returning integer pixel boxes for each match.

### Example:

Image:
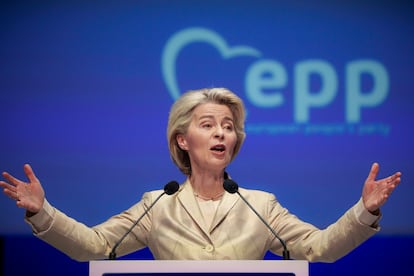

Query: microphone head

[223,179,239,194]
[164,181,179,195]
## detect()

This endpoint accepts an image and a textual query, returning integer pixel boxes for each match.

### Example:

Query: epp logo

[161,27,389,124]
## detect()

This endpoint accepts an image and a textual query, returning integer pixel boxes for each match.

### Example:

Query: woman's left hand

[362,162,401,214]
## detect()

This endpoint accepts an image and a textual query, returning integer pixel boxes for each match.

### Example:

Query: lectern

[89,260,308,276]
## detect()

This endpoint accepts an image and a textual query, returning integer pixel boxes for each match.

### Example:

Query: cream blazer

[26,179,378,262]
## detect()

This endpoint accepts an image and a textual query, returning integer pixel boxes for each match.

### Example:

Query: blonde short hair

[167,88,246,175]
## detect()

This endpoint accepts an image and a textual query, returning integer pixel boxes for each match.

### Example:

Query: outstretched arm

[1,164,45,215]
[362,162,401,214]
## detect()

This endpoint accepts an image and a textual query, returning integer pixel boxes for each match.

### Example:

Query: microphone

[109,180,179,260]
[223,179,290,260]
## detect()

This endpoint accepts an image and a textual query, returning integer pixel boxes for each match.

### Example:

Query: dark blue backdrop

[1,1,413,275]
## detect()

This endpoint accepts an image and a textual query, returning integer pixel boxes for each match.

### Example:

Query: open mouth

[210,144,226,152]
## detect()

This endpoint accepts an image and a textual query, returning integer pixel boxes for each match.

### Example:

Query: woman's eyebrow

[198,115,234,122]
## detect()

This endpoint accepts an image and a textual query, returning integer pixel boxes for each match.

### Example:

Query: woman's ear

[176,134,188,150]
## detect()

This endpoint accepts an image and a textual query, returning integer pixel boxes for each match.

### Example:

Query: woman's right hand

[0,164,45,214]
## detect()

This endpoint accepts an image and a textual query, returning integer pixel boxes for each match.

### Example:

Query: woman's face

[177,102,237,174]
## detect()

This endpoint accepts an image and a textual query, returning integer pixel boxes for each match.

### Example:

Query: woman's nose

[214,126,224,138]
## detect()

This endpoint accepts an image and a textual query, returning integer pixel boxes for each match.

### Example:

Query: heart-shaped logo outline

[161,27,262,100]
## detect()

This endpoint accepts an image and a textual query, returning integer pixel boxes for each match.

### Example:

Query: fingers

[388,172,402,189]
[23,164,39,184]
[391,171,402,183]
[1,164,36,202]
[378,171,402,199]
[4,188,19,201]
[381,171,402,187]
[0,180,19,201]
[0,179,17,192]
[366,162,379,182]
[1,171,23,187]
[1,164,38,187]
[2,164,43,211]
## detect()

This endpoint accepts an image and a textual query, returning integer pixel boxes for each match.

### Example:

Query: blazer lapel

[210,191,239,232]
[177,180,210,235]
[177,179,240,235]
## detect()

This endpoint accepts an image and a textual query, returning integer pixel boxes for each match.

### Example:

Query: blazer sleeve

[267,194,379,262]
[24,192,155,261]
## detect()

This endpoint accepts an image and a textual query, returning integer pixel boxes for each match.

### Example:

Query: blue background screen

[1,1,413,275]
